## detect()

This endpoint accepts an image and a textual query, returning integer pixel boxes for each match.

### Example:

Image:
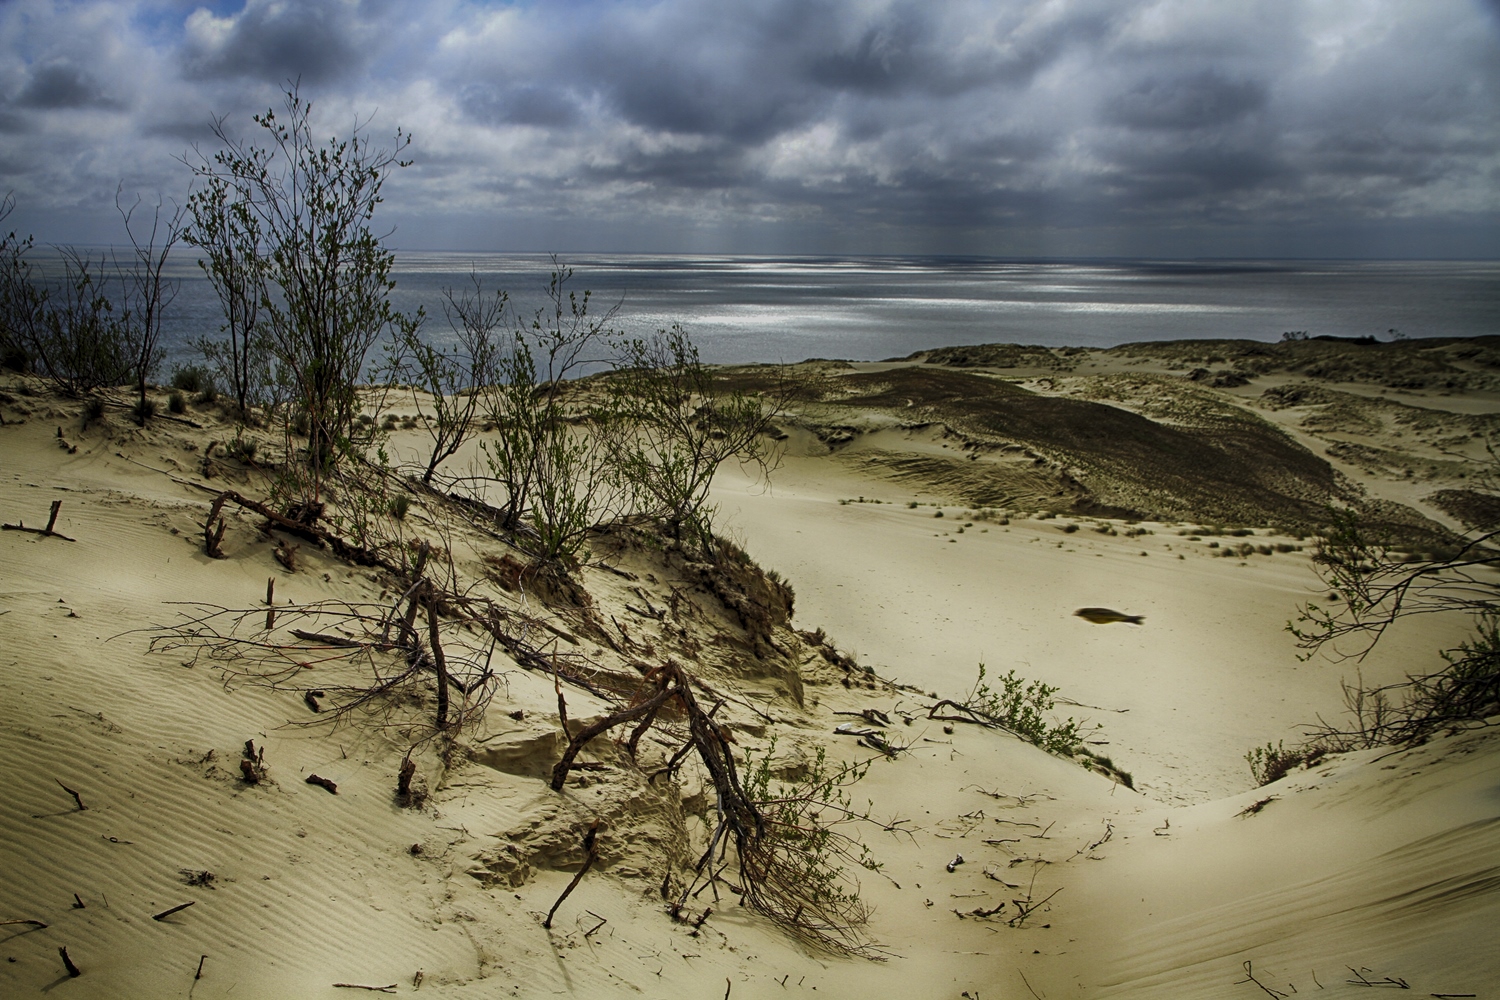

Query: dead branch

[58,946,81,977]
[305,774,338,794]
[201,489,400,572]
[0,919,47,928]
[3,500,76,541]
[543,820,600,929]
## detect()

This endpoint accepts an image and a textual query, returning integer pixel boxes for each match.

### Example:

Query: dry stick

[397,757,416,799]
[58,946,81,977]
[2,500,77,541]
[543,821,600,930]
[71,894,85,909]
[265,577,276,632]
[305,774,338,794]
[426,586,449,731]
[0,919,47,929]
[1236,961,1290,999]
[56,779,86,810]
[332,984,397,993]
[152,901,196,921]
[195,955,206,980]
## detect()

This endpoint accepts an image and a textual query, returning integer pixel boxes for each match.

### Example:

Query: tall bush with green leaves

[610,324,784,555]
[478,262,625,564]
[391,275,504,484]
[184,85,420,491]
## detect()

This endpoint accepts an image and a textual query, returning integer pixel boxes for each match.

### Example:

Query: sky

[0,0,1497,258]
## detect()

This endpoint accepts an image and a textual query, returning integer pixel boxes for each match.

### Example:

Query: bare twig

[0,919,47,928]
[58,946,81,977]
[332,984,397,993]
[543,820,600,929]
[1236,960,1290,998]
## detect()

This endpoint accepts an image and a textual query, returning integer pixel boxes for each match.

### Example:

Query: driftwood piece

[152,901,195,921]
[3,500,77,541]
[397,758,416,798]
[195,955,206,980]
[543,820,601,929]
[305,774,338,794]
[58,946,81,977]
[265,577,276,631]
[0,919,47,929]
[304,690,324,713]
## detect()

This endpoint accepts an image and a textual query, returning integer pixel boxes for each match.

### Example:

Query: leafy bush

[168,391,187,414]
[933,663,1084,757]
[1245,740,1323,786]
[737,737,881,953]
[171,364,214,395]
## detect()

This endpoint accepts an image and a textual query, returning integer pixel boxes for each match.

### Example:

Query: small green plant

[226,434,258,463]
[168,390,187,414]
[736,736,889,952]
[82,396,105,425]
[1245,741,1322,786]
[132,396,157,423]
[389,495,410,520]
[171,364,213,394]
[945,663,1084,756]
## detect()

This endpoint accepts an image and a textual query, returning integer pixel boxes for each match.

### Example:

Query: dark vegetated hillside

[829,367,1345,527]
[1109,336,1500,391]
[725,364,1455,542]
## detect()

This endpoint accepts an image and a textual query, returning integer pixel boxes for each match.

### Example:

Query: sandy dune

[2,340,1496,998]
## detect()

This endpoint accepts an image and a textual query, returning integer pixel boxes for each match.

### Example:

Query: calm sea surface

[94,252,1500,367]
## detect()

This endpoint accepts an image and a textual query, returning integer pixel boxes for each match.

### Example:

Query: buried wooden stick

[3,500,76,541]
[56,779,87,811]
[58,946,81,977]
[195,955,206,980]
[543,820,601,930]
[152,901,196,921]
[0,919,47,929]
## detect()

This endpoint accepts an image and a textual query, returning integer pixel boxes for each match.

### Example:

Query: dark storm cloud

[458,83,581,128]
[15,61,121,109]
[0,0,1495,254]
[1106,72,1267,131]
[180,0,370,84]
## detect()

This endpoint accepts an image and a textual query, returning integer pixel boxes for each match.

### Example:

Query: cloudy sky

[1,0,1497,257]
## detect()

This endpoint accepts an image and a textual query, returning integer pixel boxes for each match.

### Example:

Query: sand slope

[3,353,1497,998]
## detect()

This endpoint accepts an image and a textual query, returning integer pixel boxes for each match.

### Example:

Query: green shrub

[168,391,187,414]
[171,364,213,394]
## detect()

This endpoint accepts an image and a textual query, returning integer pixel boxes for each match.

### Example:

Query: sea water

[37,251,1500,368]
